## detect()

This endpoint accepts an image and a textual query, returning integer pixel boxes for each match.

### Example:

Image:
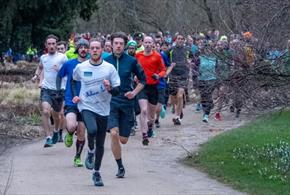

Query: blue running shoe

[202,114,209,123]
[44,138,53,148]
[85,152,94,170]
[160,106,166,119]
[195,103,202,112]
[92,172,104,186]
[52,131,59,144]
[151,130,157,138]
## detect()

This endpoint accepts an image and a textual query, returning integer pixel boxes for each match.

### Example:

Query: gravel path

[0,106,248,195]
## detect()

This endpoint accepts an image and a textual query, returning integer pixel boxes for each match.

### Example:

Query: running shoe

[195,103,201,112]
[64,132,73,147]
[160,106,166,119]
[202,114,209,123]
[44,138,53,148]
[74,157,83,167]
[85,152,94,170]
[151,130,157,138]
[172,118,181,125]
[142,138,149,146]
[51,131,59,144]
[214,112,222,121]
[116,167,125,178]
[92,172,104,187]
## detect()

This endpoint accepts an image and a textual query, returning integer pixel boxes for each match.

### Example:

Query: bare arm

[165,62,176,77]
[31,63,43,82]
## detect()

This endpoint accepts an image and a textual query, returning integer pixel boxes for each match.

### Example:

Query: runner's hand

[72,96,81,103]
[152,73,160,80]
[124,91,136,99]
[171,62,176,67]
[103,79,112,91]
[31,75,38,82]
[134,76,140,84]
[55,90,63,100]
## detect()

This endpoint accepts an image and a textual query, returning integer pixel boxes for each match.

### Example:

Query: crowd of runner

[31,30,290,187]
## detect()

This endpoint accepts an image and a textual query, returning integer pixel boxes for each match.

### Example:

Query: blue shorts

[107,102,134,138]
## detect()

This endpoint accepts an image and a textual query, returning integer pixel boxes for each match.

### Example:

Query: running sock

[148,122,153,129]
[46,136,52,139]
[88,148,95,154]
[53,129,59,133]
[116,158,124,169]
[93,169,100,174]
[76,140,85,158]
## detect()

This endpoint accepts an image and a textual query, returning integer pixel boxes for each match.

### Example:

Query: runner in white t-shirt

[72,39,120,187]
[33,34,68,148]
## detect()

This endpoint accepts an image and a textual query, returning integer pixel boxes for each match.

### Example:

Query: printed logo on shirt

[84,71,93,77]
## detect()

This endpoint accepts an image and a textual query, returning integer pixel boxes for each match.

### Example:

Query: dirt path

[0,106,247,195]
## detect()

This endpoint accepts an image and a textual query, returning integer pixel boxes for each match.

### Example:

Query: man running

[56,38,89,167]
[135,36,166,143]
[105,32,145,178]
[167,34,192,125]
[33,34,68,147]
[72,39,120,187]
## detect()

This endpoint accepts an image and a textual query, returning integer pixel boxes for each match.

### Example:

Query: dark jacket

[105,53,146,104]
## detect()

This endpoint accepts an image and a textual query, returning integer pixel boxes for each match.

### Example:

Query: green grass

[184,110,290,195]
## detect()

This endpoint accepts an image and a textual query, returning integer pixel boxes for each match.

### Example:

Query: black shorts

[157,88,166,104]
[107,102,134,138]
[64,105,83,122]
[168,77,188,96]
[40,88,64,112]
[137,84,158,105]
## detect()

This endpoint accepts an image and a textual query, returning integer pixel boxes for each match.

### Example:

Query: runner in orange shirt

[135,36,166,145]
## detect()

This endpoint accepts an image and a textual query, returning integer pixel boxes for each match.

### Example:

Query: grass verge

[184,110,290,195]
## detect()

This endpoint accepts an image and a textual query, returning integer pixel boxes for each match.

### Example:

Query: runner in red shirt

[135,36,166,145]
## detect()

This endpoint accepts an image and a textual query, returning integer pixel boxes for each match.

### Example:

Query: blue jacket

[57,59,81,106]
[198,55,217,81]
[158,51,170,89]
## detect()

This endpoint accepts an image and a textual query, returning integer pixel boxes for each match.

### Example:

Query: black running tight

[81,110,107,171]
